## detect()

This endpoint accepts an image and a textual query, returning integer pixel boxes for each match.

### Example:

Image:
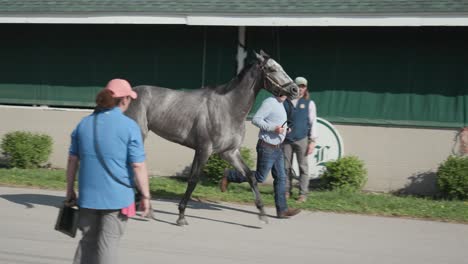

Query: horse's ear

[260,50,271,59]
[254,51,264,62]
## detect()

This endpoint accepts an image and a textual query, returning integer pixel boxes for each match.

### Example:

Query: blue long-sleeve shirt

[252,96,287,145]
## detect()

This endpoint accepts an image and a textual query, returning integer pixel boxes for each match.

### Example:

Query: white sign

[292,117,344,179]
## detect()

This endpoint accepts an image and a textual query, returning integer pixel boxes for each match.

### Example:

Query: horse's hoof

[176,217,189,226]
[259,214,269,224]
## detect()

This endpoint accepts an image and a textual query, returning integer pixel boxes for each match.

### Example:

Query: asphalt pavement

[0,186,467,264]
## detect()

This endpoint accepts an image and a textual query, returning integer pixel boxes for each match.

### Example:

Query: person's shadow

[0,193,64,208]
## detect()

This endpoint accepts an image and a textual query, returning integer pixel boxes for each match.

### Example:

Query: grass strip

[1,168,467,223]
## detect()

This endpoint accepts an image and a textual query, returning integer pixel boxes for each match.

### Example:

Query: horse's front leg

[177,149,210,226]
[220,150,268,224]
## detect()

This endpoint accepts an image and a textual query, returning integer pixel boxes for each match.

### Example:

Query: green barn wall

[0,24,238,107]
[0,24,466,128]
[247,27,468,128]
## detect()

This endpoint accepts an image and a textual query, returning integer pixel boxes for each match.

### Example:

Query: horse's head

[255,50,299,99]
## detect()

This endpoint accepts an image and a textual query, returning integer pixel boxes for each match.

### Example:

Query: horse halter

[260,58,294,96]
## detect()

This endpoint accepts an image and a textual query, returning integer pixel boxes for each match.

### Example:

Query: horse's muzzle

[287,84,299,99]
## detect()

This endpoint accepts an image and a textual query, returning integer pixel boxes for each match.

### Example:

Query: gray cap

[295,76,308,86]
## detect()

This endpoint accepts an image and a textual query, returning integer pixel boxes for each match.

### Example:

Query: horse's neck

[225,66,263,117]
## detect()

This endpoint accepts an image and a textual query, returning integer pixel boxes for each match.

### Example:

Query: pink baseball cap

[105,78,137,99]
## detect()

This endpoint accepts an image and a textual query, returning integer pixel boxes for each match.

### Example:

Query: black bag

[55,202,79,238]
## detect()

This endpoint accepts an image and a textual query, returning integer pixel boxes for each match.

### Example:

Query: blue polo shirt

[69,107,146,210]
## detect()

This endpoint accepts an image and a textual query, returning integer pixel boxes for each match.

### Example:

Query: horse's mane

[204,60,259,95]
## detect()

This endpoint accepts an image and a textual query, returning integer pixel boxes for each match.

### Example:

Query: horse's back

[127,84,245,153]
[127,85,211,146]
[133,85,207,106]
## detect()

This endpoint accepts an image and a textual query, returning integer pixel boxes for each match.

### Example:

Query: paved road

[0,186,467,264]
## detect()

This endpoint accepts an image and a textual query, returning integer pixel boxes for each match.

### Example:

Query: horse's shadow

[0,193,264,229]
[157,185,277,216]
[146,198,266,229]
[189,198,274,217]
[156,188,277,217]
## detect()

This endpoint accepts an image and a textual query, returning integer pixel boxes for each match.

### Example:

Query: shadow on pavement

[0,193,265,228]
[159,197,279,218]
[151,208,262,229]
[0,193,63,208]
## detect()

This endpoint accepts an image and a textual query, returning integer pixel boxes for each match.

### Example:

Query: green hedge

[321,155,367,192]
[1,131,53,169]
[437,156,468,200]
[202,147,255,185]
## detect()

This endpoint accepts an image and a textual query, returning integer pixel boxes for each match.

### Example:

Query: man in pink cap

[66,78,151,264]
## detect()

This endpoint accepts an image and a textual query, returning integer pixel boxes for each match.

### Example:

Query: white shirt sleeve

[309,100,318,140]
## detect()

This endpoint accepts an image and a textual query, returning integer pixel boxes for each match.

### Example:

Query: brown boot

[219,169,229,192]
[277,208,301,219]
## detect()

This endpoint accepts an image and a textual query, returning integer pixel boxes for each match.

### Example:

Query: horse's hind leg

[219,150,268,224]
[177,149,210,226]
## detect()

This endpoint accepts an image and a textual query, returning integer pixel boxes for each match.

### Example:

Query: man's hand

[132,162,152,218]
[274,126,285,134]
[65,155,79,206]
[139,197,152,218]
[307,142,316,155]
[66,190,77,204]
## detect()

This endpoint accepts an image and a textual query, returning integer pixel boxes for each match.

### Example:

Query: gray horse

[125,51,298,225]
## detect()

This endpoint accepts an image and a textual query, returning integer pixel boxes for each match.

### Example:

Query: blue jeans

[227,141,288,214]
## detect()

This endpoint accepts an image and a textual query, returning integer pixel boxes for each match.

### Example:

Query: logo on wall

[292,117,344,179]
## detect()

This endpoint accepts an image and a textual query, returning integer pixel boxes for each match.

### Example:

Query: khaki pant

[283,137,310,196]
[73,208,127,264]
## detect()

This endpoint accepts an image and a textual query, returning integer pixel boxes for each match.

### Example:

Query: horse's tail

[126,86,151,141]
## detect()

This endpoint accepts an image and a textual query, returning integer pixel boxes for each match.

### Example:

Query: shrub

[202,147,255,185]
[321,155,367,191]
[436,156,468,200]
[1,131,53,169]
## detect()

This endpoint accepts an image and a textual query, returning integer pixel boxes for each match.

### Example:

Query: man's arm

[66,155,79,202]
[308,100,318,141]
[307,101,318,155]
[132,161,151,217]
[252,98,276,131]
